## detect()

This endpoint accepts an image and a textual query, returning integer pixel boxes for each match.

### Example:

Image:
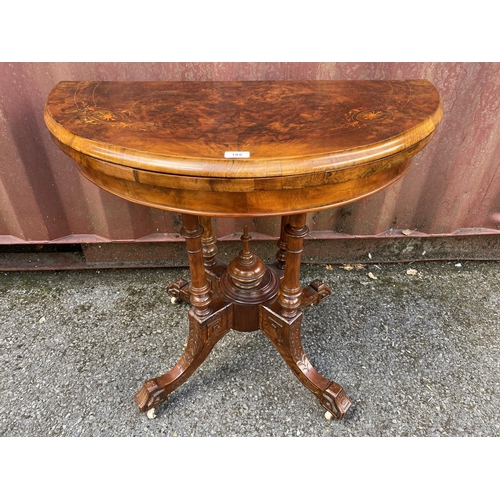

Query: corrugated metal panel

[1,62,499,246]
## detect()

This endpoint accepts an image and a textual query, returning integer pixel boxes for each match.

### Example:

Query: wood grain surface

[44,80,442,216]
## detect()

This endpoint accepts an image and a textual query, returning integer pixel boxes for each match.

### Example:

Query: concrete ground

[0,260,499,437]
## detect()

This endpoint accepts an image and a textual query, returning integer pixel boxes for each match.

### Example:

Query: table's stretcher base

[135,214,351,420]
[135,285,351,420]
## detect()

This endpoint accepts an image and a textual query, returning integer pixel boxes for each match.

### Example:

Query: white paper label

[224,151,250,158]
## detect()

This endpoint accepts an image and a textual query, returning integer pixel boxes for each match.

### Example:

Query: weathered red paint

[0,63,499,250]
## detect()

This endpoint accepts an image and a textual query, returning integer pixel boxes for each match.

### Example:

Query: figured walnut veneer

[44,80,442,420]
[45,80,442,216]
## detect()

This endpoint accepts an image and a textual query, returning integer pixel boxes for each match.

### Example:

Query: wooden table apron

[44,80,443,420]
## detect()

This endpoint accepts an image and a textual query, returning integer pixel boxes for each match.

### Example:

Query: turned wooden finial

[242,225,250,254]
[238,225,255,267]
[219,225,280,329]
[225,225,266,290]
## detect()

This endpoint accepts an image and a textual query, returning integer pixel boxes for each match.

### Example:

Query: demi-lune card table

[44,80,442,420]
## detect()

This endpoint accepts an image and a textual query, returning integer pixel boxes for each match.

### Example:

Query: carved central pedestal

[136,214,352,421]
[220,226,280,331]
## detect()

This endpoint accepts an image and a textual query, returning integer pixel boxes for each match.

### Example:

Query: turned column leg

[278,213,308,318]
[277,214,332,308]
[181,214,212,317]
[276,215,289,270]
[200,216,226,293]
[200,216,218,269]
[167,216,224,303]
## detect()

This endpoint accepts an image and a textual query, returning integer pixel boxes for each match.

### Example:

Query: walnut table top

[45,80,442,217]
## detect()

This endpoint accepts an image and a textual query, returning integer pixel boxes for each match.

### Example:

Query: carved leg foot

[301,279,332,308]
[135,300,233,412]
[260,300,351,420]
[167,270,227,304]
[167,278,191,304]
[320,381,351,420]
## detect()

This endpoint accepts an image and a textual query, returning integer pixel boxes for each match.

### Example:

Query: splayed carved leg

[261,213,350,419]
[260,300,351,419]
[136,213,231,413]
[135,300,233,412]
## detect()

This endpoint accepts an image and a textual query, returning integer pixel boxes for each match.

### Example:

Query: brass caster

[325,411,333,421]
[147,408,157,419]
[170,296,179,304]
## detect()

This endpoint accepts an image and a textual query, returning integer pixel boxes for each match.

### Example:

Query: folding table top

[44,80,442,179]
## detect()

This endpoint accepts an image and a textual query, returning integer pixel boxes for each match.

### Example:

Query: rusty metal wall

[1,62,499,247]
